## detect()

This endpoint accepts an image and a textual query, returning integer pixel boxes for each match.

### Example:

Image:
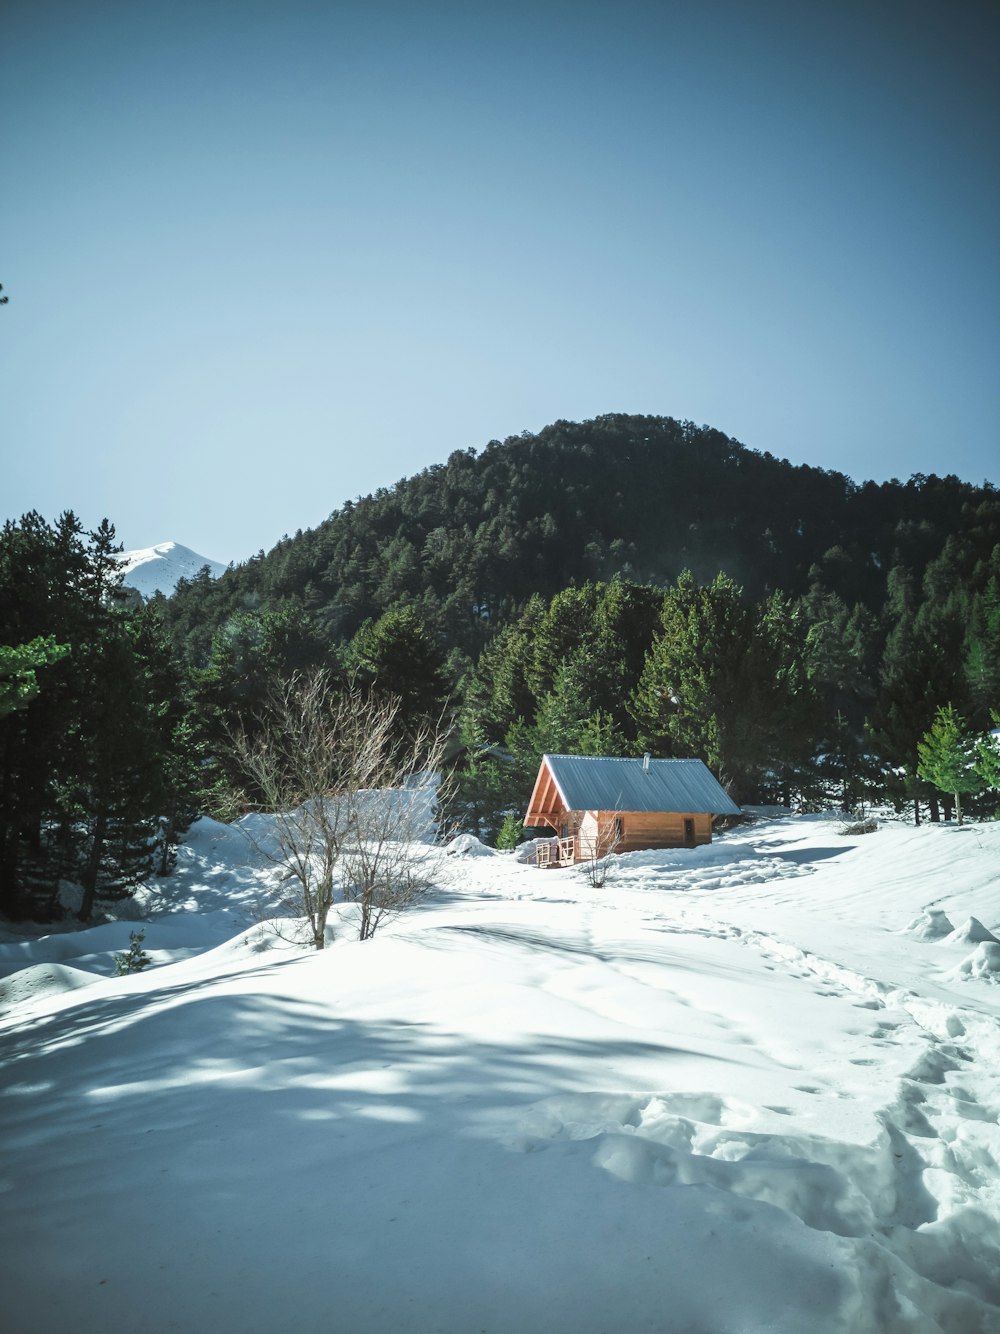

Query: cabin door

[683,817,695,846]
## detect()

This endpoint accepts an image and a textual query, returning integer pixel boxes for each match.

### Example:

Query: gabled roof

[539,753,741,816]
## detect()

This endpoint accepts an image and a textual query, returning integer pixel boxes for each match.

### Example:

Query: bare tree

[578,812,624,889]
[226,671,449,948]
[341,770,443,940]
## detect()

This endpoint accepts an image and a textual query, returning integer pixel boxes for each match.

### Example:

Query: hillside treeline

[161,414,999,662]
[2,414,999,918]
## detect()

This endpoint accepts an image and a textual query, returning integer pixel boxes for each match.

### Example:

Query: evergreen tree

[964,570,1000,720]
[869,598,969,822]
[801,589,879,808]
[349,605,452,730]
[917,704,983,825]
[458,606,539,747]
[0,514,203,919]
[0,637,71,718]
[0,513,96,916]
[631,572,817,802]
[192,606,336,804]
[114,929,152,975]
[975,714,1000,793]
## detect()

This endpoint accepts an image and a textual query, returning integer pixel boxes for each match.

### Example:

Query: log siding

[525,754,735,865]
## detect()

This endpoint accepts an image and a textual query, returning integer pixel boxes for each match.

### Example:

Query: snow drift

[2,814,1000,1332]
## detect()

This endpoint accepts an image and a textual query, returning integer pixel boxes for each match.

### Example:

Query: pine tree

[0,513,95,916]
[974,713,1000,793]
[0,637,71,718]
[114,929,152,975]
[869,598,969,822]
[917,705,983,825]
[631,572,817,802]
[0,514,205,919]
[801,590,878,808]
[349,605,451,730]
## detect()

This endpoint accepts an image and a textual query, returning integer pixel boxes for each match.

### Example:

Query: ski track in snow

[2,814,1000,1331]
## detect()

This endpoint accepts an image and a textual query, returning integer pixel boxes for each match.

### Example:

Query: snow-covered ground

[118,540,226,597]
[2,813,1000,1333]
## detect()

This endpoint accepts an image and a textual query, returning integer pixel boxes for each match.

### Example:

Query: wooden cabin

[524,753,741,867]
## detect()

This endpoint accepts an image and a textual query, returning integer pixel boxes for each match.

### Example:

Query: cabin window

[614,817,624,844]
[683,817,695,845]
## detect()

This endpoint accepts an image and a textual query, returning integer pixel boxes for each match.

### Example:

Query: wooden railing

[536,836,576,868]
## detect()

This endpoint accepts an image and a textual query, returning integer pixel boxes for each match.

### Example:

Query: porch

[535,835,576,868]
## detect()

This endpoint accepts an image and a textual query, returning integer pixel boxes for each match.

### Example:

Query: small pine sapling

[115,929,152,976]
[916,704,983,825]
[495,814,523,850]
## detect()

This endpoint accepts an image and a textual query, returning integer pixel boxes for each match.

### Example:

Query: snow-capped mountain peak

[117,541,226,598]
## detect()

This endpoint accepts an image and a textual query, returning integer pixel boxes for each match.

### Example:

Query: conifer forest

[3,414,999,920]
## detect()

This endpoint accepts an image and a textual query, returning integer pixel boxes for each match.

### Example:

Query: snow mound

[905,908,955,940]
[950,942,1000,982]
[514,837,554,864]
[0,961,99,1011]
[944,917,999,947]
[118,541,226,597]
[4,812,1000,1332]
[445,833,496,857]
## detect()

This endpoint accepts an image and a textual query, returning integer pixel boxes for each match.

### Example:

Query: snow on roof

[543,753,741,815]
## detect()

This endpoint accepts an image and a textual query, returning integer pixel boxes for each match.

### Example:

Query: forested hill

[162,413,998,661]
[3,416,999,919]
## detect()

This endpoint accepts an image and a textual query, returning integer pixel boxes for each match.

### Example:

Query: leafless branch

[225,671,450,948]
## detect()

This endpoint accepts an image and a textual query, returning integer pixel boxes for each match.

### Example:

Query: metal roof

[543,754,741,816]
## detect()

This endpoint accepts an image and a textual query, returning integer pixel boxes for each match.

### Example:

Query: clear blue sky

[2,0,997,564]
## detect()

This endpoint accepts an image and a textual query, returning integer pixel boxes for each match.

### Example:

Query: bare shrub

[226,671,449,948]
[579,813,623,889]
[838,818,879,836]
[341,777,441,940]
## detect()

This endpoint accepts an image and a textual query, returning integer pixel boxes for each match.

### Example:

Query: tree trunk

[913,798,921,826]
[928,792,941,822]
[78,811,107,922]
[955,791,963,825]
[0,826,23,919]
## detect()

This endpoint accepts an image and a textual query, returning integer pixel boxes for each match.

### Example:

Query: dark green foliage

[868,595,973,821]
[191,606,339,808]
[160,415,1000,671]
[146,413,999,831]
[631,573,818,803]
[495,814,523,850]
[976,714,1000,792]
[0,637,71,718]
[454,579,656,836]
[0,514,200,920]
[917,704,983,824]
[799,585,880,808]
[4,417,998,913]
[349,605,452,731]
[114,929,152,976]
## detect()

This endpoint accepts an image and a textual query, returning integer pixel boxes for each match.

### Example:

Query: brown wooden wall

[576,809,712,858]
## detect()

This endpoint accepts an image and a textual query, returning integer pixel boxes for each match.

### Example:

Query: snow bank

[2,814,1000,1331]
[950,941,1000,982]
[445,833,496,857]
[904,907,954,940]
[0,960,98,1009]
[943,916,999,947]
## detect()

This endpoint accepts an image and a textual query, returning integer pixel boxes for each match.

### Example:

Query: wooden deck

[535,836,576,868]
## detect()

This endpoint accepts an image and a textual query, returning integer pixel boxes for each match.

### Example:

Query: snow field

[1,814,1000,1331]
